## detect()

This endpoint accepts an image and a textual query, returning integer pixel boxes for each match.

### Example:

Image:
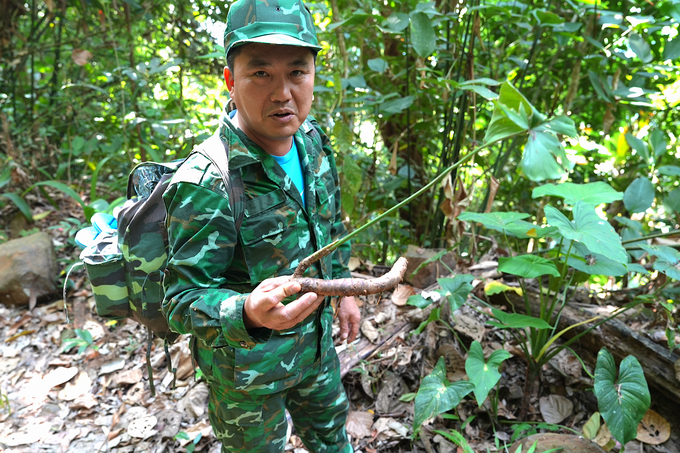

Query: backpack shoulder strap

[193,133,245,231]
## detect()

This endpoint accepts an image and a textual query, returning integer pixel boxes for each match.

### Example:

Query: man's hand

[337,296,360,343]
[243,277,324,331]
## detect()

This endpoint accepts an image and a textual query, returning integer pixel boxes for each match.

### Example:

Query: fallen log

[490,291,680,402]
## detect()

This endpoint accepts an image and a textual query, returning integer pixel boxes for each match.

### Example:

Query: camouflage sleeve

[320,130,353,280]
[163,178,269,349]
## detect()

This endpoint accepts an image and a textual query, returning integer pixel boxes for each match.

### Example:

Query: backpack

[80,132,244,394]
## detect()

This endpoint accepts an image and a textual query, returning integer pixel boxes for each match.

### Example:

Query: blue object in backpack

[75,226,99,249]
[91,213,117,234]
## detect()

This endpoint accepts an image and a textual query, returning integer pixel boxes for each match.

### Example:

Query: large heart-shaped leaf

[564,242,628,277]
[457,211,530,234]
[465,341,512,407]
[410,12,436,57]
[498,255,560,278]
[545,201,627,264]
[438,275,474,311]
[520,130,572,182]
[624,177,655,214]
[532,182,623,206]
[533,115,578,138]
[487,308,551,329]
[413,356,475,430]
[594,348,650,446]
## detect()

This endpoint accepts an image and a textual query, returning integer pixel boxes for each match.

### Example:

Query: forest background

[2,0,680,451]
[1,0,680,264]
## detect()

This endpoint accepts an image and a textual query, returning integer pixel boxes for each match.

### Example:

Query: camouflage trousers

[193,307,352,452]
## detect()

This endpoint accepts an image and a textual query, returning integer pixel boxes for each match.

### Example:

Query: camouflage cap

[224,0,322,58]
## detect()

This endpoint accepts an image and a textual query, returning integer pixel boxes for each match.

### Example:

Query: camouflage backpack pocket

[81,232,130,320]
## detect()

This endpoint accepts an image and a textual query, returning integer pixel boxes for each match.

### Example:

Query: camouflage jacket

[162,112,351,351]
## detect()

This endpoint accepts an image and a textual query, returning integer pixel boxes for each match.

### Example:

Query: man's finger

[282,292,322,323]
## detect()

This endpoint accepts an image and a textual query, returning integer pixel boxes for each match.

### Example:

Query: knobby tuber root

[293,257,409,296]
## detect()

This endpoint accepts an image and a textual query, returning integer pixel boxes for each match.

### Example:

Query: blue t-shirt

[271,139,305,208]
[229,109,305,207]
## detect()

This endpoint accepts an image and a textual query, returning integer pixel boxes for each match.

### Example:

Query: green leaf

[379,95,415,115]
[532,182,623,206]
[625,133,651,165]
[594,349,650,446]
[657,166,680,177]
[623,177,655,214]
[367,58,388,74]
[438,274,474,311]
[614,217,643,231]
[504,220,558,239]
[564,242,628,277]
[582,412,600,440]
[521,130,572,182]
[626,263,649,275]
[629,33,653,63]
[413,356,475,430]
[24,181,86,210]
[379,12,409,33]
[457,211,530,234]
[663,188,680,215]
[484,82,533,145]
[639,244,680,264]
[588,71,613,103]
[0,165,10,190]
[484,281,522,296]
[432,430,475,453]
[343,156,363,193]
[0,192,33,221]
[459,85,498,100]
[410,12,436,57]
[663,37,680,61]
[465,341,512,407]
[488,308,552,329]
[533,115,578,138]
[545,202,627,264]
[653,262,680,280]
[498,255,560,278]
[650,129,667,158]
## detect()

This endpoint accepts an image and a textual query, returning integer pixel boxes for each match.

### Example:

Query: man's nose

[270,76,292,103]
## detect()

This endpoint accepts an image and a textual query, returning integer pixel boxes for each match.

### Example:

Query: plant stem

[294,135,522,277]
[622,229,680,245]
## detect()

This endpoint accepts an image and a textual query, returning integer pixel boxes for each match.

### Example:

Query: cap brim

[234,33,322,51]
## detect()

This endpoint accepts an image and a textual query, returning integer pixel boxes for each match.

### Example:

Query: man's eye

[291,70,305,76]
[254,71,268,77]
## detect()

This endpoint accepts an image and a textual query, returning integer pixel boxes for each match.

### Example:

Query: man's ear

[224,67,234,91]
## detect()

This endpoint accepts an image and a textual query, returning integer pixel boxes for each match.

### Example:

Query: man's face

[225,43,315,155]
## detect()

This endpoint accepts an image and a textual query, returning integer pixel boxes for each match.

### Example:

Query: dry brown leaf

[594,422,612,447]
[436,344,467,381]
[44,366,79,389]
[375,372,409,415]
[453,314,484,342]
[551,349,582,378]
[360,320,380,343]
[373,417,408,441]
[69,392,98,409]
[539,394,573,424]
[391,284,415,306]
[345,411,374,440]
[636,409,671,445]
[127,415,158,439]
[180,382,210,418]
[58,370,92,401]
[71,49,93,66]
[123,382,146,405]
[0,421,52,447]
[110,368,143,387]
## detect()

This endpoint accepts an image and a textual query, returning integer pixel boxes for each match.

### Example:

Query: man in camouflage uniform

[161,0,360,451]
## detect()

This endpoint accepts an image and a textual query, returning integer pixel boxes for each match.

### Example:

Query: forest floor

[1,198,679,453]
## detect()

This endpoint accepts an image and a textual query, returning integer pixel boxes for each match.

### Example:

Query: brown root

[293,257,409,296]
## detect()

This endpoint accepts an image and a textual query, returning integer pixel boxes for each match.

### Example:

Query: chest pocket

[240,188,297,284]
